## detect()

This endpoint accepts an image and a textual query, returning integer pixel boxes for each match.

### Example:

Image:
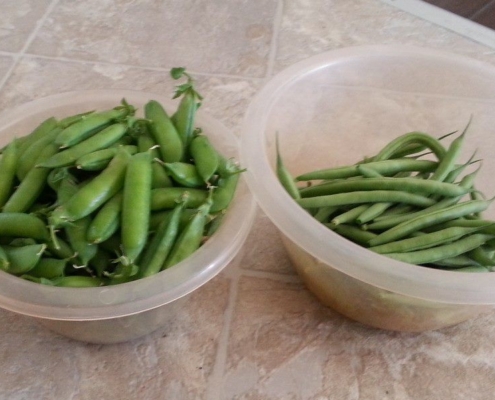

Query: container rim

[0,89,257,320]
[241,44,495,305]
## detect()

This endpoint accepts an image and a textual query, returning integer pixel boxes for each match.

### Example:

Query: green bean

[430,121,469,181]
[454,265,490,273]
[299,177,467,198]
[356,202,394,225]
[325,223,377,246]
[372,132,447,162]
[386,234,494,265]
[150,187,208,210]
[39,123,128,168]
[296,159,438,181]
[331,205,369,225]
[369,226,486,254]
[164,195,213,268]
[0,140,18,208]
[356,164,383,178]
[87,192,122,244]
[55,105,132,148]
[297,190,436,210]
[313,206,339,223]
[3,143,58,213]
[122,152,152,265]
[28,258,67,279]
[3,244,46,275]
[139,200,186,278]
[145,100,183,162]
[388,130,456,159]
[75,145,137,171]
[368,200,492,247]
[430,255,482,269]
[276,134,300,199]
[49,149,132,227]
[163,162,204,188]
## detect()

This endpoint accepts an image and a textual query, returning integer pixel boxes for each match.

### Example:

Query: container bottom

[280,234,493,332]
[36,296,187,344]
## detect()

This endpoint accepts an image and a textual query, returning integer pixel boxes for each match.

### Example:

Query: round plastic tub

[0,90,256,343]
[241,45,495,332]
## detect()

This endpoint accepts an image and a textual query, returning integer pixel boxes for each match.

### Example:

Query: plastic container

[241,45,495,332]
[0,90,256,343]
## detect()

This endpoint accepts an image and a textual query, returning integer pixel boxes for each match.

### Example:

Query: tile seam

[21,53,265,83]
[204,266,242,400]
[0,0,60,92]
[265,0,284,79]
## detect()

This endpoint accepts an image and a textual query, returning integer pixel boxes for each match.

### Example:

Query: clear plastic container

[0,90,256,343]
[241,45,495,332]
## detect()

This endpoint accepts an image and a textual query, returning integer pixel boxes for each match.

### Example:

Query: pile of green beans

[277,121,495,272]
[0,68,242,287]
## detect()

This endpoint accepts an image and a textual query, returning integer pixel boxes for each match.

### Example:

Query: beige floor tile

[0,57,260,133]
[0,274,231,400]
[222,275,495,400]
[0,0,52,52]
[274,0,495,74]
[28,0,277,77]
[0,55,14,79]
[240,210,296,275]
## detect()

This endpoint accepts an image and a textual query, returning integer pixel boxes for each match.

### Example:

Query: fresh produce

[0,68,242,286]
[277,122,495,272]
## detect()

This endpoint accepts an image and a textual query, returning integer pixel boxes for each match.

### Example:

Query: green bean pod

[122,152,153,264]
[276,134,300,200]
[39,123,128,168]
[145,100,183,163]
[372,132,447,162]
[0,140,18,208]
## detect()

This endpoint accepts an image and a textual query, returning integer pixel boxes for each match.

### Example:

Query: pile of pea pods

[0,68,241,287]
[277,122,495,272]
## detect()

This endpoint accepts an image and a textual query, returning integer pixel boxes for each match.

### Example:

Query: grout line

[379,0,495,50]
[0,0,60,92]
[204,266,242,400]
[471,0,495,21]
[21,52,265,83]
[265,0,284,80]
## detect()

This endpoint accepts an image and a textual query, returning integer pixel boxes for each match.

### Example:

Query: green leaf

[171,67,186,80]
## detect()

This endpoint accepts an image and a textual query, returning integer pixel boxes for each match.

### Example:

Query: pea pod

[0,140,18,208]
[0,245,9,271]
[150,187,208,210]
[87,192,122,244]
[52,276,104,287]
[66,217,97,267]
[163,162,204,188]
[3,244,46,275]
[55,105,133,148]
[39,123,128,168]
[0,213,49,241]
[49,149,132,227]
[139,199,186,278]
[28,258,67,279]
[164,195,213,268]
[145,100,183,162]
[137,133,173,188]
[122,152,153,264]
[3,143,59,213]
[190,135,219,183]
[16,117,58,158]
[75,145,137,171]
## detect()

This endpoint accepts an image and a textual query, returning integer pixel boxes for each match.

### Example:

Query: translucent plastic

[0,90,256,343]
[241,45,495,331]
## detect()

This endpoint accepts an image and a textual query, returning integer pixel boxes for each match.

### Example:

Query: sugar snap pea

[0,140,18,208]
[190,135,219,183]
